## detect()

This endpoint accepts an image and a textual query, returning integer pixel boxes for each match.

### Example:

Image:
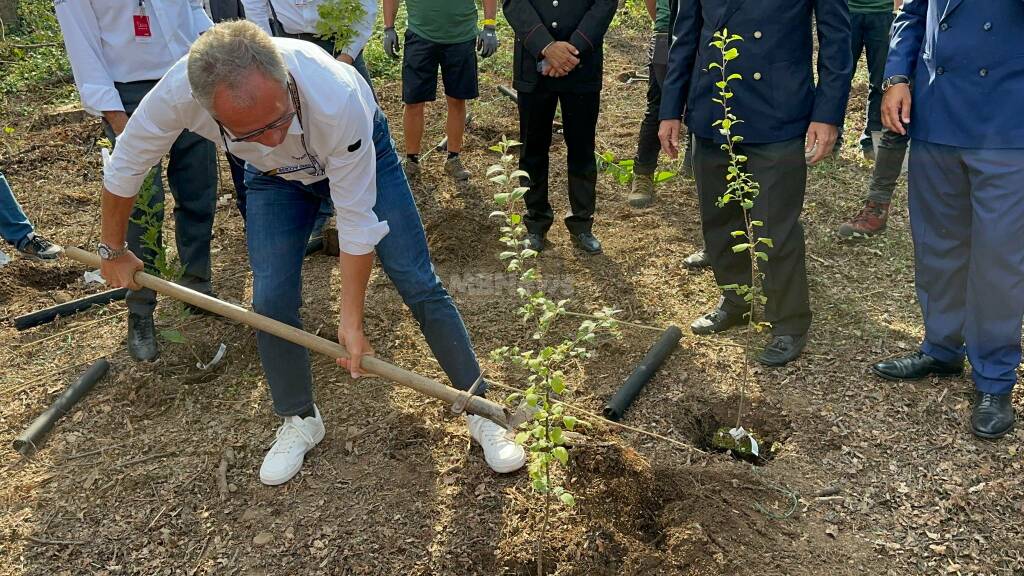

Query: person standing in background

[835,0,908,240]
[382,0,499,182]
[503,0,617,256]
[627,0,693,210]
[55,0,219,363]
[836,0,900,159]
[871,0,1024,439]
[659,0,852,366]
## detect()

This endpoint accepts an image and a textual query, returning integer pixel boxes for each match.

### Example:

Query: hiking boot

[18,234,62,261]
[403,159,421,179]
[628,173,655,208]
[127,312,159,362]
[260,406,326,485]
[444,156,471,181]
[837,201,889,239]
[467,414,526,473]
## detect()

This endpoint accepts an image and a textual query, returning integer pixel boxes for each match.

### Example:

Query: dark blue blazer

[886,0,1024,149]
[658,0,852,144]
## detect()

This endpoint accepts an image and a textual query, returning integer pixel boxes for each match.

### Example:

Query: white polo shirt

[54,0,213,116]
[103,38,389,255]
[241,0,377,58]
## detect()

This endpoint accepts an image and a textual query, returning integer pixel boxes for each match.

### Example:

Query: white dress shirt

[104,38,389,255]
[54,0,213,116]
[241,0,376,57]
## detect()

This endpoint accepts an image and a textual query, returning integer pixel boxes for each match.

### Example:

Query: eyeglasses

[217,109,296,143]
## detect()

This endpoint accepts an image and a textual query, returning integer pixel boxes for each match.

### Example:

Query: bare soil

[2,20,1023,576]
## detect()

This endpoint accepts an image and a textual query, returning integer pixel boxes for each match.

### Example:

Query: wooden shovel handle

[64,246,510,426]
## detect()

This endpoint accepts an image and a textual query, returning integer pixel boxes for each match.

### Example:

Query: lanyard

[218,74,325,178]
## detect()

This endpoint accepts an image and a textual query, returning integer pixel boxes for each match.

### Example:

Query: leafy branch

[315,0,367,55]
[486,136,620,574]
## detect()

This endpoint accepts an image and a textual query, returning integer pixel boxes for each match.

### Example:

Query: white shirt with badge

[240,0,376,57]
[54,0,213,116]
[103,38,389,255]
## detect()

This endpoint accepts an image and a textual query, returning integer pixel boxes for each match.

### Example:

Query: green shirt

[654,0,671,33]
[848,0,893,13]
[407,0,478,45]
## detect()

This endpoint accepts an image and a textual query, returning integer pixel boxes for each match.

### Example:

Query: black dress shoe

[691,306,745,335]
[971,392,1015,439]
[128,312,159,362]
[871,351,963,381]
[758,333,807,366]
[682,249,710,269]
[525,233,546,252]
[573,232,603,255]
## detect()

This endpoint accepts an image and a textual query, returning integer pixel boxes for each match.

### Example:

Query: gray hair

[187,20,288,111]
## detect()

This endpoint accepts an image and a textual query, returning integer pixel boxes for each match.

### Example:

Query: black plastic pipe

[13,358,110,455]
[497,85,518,104]
[603,325,682,421]
[14,288,128,331]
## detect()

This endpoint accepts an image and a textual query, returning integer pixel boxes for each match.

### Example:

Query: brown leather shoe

[837,201,890,239]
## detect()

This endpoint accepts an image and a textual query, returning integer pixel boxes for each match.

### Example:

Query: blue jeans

[244,110,484,416]
[910,141,1024,395]
[0,172,34,248]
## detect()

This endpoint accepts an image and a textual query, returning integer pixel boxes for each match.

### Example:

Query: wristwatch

[881,74,910,92]
[98,241,129,261]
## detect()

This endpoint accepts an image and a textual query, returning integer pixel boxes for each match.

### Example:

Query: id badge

[134,2,152,43]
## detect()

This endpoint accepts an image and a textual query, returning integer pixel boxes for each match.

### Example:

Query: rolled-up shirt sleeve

[54,0,123,116]
[324,108,389,255]
[103,83,186,198]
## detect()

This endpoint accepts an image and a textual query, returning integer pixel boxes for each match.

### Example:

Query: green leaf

[732,243,751,253]
[654,170,676,183]
[563,415,577,430]
[550,427,564,445]
[730,230,746,237]
[760,237,774,248]
[526,393,540,407]
[515,431,530,444]
[559,492,576,507]
[552,446,569,465]
[159,329,186,344]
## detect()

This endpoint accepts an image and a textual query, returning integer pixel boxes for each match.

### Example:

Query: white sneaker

[466,414,526,474]
[259,406,326,486]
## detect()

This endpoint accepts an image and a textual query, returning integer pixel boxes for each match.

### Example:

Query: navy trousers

[909,140,1024,395]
